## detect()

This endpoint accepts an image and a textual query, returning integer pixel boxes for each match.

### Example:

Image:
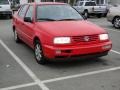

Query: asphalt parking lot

[0,17,120,90]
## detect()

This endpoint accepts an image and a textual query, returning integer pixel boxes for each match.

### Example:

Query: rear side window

[25,5,34,20]
[18,5,29,18]
[85,2,96,6]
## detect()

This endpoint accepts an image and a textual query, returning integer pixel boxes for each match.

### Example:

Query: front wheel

[113,17,120,29]
[34,40,47,65]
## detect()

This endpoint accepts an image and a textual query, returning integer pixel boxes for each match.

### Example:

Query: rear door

[15,5,29,41]
[84,2,96,13]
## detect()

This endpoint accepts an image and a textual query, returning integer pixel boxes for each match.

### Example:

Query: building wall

[20,0,120,5]
[20,0,28,4]
[95,0,120,5]
[110,0,120,4]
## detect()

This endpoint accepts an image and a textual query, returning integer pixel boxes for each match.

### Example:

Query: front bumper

[107,13,114,23]
[43,41,112,59]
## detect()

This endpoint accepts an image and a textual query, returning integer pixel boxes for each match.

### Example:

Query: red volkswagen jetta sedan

[12,2,112,64]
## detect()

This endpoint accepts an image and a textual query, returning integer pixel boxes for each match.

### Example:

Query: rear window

[85,2,96,6]
[0,0,9,5]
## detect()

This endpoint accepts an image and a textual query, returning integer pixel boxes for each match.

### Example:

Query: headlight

[53,37,71,44]
[99,34,109,40]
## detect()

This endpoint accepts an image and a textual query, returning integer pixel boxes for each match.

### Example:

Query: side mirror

[24,17,33,23]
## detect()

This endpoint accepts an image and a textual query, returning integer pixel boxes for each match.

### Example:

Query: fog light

[56,50,61,54]
[102,45,111,49]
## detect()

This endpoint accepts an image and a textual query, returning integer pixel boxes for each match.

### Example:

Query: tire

[10,14,12,19]
[97,14,102,18]
[6,14,12,19]
[14,30,21,43]
[34,40,47,65]
[103,13,107,17]
[113,17,120,29]
[84,11,89,18]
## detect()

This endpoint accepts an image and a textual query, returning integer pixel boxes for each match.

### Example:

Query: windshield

[37,5,83,21]
[0,0,9,5]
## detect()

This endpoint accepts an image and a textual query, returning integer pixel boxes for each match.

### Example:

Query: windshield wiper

[37,18,57,21]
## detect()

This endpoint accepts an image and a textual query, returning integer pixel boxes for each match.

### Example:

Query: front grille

[72,35,99,44]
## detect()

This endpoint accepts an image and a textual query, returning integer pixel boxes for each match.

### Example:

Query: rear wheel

[6,14,12,19]
[84,11,89,18]
[14,30,21,43]
[34,40,47,64]
[103,13,107,17]
[97,14,102,18]
[113,17,120,29]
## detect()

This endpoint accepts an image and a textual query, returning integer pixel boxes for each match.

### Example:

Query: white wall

[20,0,28,4]
[110,0,120,4]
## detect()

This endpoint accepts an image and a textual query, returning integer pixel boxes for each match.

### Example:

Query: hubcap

[114,18,120,28]
[35,44,42,61]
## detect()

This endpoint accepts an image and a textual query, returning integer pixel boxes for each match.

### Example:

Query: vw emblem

[84,36,90,42]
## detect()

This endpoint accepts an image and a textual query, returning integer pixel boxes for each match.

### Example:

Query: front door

[22,5,35,47]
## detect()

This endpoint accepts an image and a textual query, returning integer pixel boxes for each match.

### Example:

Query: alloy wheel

[35,43,42,61]
[114,17,120,29]
[34,40,46,64]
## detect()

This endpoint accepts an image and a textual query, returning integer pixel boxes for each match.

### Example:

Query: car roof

[27,2,67,5]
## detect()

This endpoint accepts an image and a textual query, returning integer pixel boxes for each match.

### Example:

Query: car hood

[36,20,107,36]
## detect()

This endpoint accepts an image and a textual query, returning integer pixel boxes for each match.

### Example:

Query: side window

[85,2,90,6]
[85,2,96,6]
[18,5,29,18]
[25,5,34,20]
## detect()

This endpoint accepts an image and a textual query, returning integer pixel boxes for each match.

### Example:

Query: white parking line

[1,37,120,89]
[111,50,120,54]
[42,49,120,84]
[0,82,37,90]
[0,39,49,90]
[42,66,120,83]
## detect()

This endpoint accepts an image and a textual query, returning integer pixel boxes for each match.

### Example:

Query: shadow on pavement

[0,16,11,20]
[45,58,110,69]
